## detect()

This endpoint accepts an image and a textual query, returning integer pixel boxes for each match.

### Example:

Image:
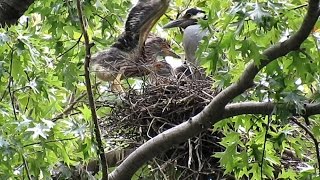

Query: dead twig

[291,117,320,175]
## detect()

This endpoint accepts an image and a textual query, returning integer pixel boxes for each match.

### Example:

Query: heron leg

[111,72,124,93]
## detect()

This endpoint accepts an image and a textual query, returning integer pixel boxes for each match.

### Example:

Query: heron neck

[144,49,163,62]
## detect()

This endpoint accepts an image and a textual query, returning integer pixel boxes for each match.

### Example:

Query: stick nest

[99,77,227,178]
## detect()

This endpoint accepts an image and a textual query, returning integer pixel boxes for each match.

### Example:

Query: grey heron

[163,8,209,79]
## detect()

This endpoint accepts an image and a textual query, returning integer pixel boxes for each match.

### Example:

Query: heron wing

[126,0,170,54]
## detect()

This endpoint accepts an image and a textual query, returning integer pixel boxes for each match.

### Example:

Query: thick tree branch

[109,0,320,179]
[76,1,108,180]
[223,102,320,118]
[55,102,319,177]
[0,0,34,27]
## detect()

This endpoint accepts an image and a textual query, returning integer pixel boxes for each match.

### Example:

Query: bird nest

[100,78,227,178]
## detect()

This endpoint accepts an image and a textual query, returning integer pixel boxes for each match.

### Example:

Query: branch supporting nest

[98,80,320,179]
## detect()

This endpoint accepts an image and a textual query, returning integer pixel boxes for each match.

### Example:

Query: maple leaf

[27,123,51,139]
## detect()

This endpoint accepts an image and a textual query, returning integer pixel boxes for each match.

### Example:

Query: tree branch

[56,34,83,59]
[8,45,18,121]
[52,93,86,122]
[223,102,320,118]
[75,1,108,180]
[21,154,32,180]
[109,0,320,179]
[291,117,320,175]
[0,0,34,27]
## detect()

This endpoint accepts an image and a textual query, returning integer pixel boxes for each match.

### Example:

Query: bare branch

[223,102,320,118]
[21,154,32,180]
[109,0,320,179]
[8,45,18,121]
[75,0,108,179]
[52,93,86,122]
[56,34,83,59]
[291,117,320,175]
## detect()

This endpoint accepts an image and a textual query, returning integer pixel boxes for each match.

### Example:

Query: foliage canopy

[0,0,320,179]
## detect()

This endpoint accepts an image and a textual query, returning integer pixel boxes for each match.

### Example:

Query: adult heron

[163,8,208,79]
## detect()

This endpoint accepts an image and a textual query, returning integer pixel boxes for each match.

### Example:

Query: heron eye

[155,63,162,68]
[185,13,192,18]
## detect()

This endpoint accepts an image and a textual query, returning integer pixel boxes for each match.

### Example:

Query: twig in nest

[152,159,169,180]
[188,139,192,168]
[147,117,157,139]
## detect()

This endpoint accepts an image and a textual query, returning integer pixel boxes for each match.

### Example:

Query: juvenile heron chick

[90,0,171,92]
[121,36,179,78]
[148,60,175,85]
[91,35,179,91]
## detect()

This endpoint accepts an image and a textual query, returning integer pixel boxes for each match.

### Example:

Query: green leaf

[78,104,91,121]
[278,168,297,180]
[0,33,10,45]
[214,142,237,173]
[312,126,320,137]
[26,123,51,139]
[249,3,271,24]
[249,163,261,180]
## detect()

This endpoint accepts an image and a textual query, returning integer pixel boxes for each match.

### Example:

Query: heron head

[152,60,174,77]
[145,36,180,59]
[163,8,206,29]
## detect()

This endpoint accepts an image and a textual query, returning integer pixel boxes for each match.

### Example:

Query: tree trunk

[0,0,34,27]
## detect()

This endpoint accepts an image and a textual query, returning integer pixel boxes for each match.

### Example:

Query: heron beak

[163,18,197,29]
[162,49,181,59]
